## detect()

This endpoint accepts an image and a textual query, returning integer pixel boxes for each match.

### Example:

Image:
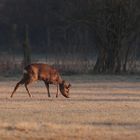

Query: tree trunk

[22,24,31,67]
[94,47,121,73]
[123,46,130,72]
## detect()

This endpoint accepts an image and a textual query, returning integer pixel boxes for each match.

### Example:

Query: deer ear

[68,83,71,88]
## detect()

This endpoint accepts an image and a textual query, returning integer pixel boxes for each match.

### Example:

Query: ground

[0,75,140,140]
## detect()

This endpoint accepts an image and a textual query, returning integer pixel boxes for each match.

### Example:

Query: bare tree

[92,0,140,73]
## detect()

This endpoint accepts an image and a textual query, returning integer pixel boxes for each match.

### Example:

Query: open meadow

[0,75,139,140]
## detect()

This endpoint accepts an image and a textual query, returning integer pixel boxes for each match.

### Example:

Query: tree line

[0,0,139,74]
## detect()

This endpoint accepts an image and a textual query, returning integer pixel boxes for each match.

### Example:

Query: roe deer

[10,63,71,98]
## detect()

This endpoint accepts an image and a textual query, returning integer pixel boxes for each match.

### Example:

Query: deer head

[59,80,71,98]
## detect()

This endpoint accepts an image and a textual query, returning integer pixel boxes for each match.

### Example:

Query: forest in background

[0,0,140,75]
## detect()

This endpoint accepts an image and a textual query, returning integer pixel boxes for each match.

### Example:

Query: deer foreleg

[56,84,59,98]
[44,81,51,97]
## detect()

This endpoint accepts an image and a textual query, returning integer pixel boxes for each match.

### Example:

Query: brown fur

[10,63,71,98]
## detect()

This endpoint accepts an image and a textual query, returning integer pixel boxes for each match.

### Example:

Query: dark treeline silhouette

[0,0,140,74]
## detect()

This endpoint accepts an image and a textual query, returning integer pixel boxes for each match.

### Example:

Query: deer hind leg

[44,81,51,97]
[24,78,34,98]
[10,79,25,98]
[24,83,32,98]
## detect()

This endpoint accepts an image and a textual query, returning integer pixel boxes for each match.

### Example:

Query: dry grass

[0,75,139,140]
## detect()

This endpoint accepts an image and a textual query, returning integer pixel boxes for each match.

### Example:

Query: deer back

[24,63,62,83]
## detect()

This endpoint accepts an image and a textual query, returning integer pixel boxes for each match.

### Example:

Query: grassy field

[0,75,140,140]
